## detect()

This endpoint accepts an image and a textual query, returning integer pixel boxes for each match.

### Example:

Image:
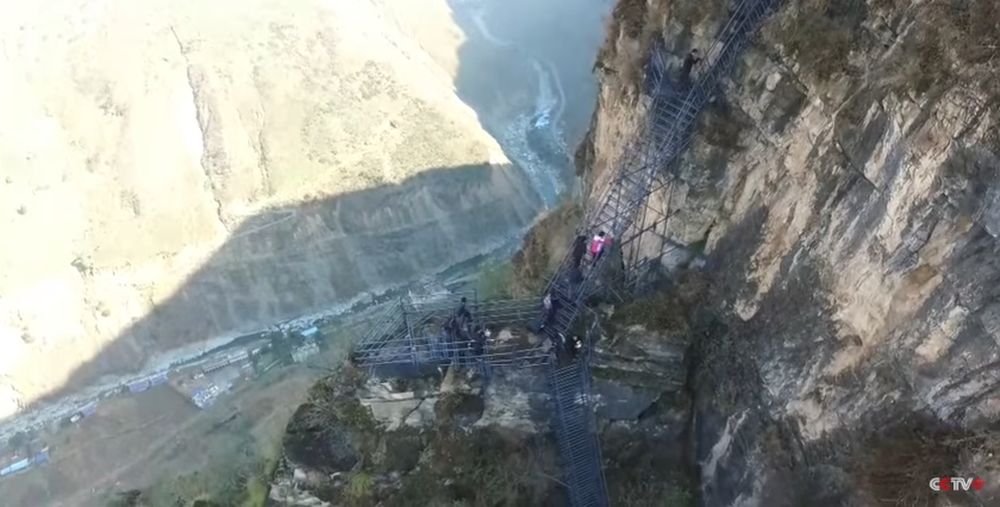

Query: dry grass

[509,201,582,296]
[854,422,999,506]
[769,0,866,82]
[667,0,729,28]
[391,430,559,507]
[122,431,280,507]
[596,0,650,70]
[613,271,709,333]
[771,0,1000,99]
[612,0,647,39]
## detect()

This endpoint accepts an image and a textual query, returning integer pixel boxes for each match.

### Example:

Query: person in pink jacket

[589,231,611,262]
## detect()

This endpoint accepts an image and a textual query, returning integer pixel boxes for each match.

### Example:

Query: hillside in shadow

[6,161,542,428]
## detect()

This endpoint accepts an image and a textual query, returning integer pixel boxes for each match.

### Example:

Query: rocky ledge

[269,296,696,506]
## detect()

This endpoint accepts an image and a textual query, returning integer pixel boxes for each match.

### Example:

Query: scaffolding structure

[350,293,549,372]
[349,1,779,504]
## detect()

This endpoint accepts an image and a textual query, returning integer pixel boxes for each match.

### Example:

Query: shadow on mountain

[7,161,542,429]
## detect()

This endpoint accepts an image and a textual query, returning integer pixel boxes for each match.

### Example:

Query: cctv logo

[929,476,986,492]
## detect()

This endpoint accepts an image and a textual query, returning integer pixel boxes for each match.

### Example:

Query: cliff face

[585,0,1000,504]
[0,0,548,416]
[268,353,564,506]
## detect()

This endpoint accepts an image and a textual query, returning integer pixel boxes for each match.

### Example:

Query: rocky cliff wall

[584,0,1000,504]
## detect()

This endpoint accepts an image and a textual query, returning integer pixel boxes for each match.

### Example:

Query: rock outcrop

[270,362,564,507]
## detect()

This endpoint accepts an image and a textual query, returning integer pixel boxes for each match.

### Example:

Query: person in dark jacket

[472,326,490,356]
[681,49,702,84]
[554,333,582,365]
[456,296,472,323]
[568,265,584,290]
[540,291,561,331]
[571,234,588,269]
[565,334,583,361]
[554,333,568,364]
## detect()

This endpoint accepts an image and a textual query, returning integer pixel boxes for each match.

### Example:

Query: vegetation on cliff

[272,364,564,506]
[770,0,1000,98]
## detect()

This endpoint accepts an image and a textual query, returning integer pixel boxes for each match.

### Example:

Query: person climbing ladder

[589,231,611,263]
[456,296,472,324]
[471,326,490,357]
[681,48,702,86]
[539,291,562,332]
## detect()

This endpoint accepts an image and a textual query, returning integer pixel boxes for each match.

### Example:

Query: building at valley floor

[168,345,265,409]
[0,447,50,480]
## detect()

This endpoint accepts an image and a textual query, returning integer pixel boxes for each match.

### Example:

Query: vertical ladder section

[547,355,608,507]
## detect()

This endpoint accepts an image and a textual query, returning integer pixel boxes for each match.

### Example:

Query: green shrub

[106,490,142,507]
[663,485,695,506]
[347,472,374,504]
[336,397,378,433]
[390,429,557,507]
[475,261,514,299]
[241,478,269,507]
[613,473,696,507]
[392,467,446,506]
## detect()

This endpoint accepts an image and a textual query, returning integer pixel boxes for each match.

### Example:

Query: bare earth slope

[0,0,541,418]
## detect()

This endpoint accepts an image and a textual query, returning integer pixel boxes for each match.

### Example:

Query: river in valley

[449,0,615,206]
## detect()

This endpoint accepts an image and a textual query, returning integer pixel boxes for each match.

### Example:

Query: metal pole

[630,196,650,284]
[402,297,415,365]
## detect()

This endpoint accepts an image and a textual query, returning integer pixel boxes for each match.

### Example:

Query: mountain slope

[0,0,542,418]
